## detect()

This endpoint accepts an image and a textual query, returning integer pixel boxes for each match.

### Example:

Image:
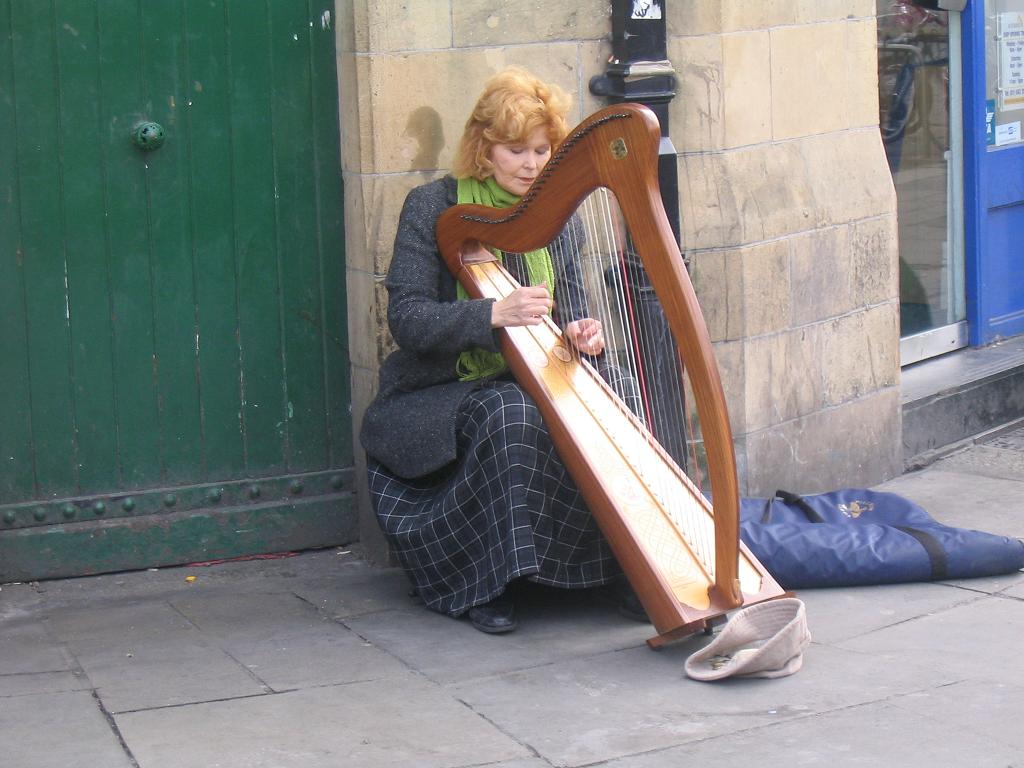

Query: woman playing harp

[360,67,644,634]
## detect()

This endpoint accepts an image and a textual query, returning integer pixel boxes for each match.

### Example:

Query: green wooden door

[0,1,352,581]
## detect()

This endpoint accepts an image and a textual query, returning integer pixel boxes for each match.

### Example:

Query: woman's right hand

[491,283,553,328]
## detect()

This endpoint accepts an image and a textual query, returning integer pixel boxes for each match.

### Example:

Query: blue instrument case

[739,489,1024,589]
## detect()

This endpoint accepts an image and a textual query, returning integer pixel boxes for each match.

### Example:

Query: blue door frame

[962,0,1024,345]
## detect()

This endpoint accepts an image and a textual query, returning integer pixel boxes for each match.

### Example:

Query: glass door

[877,1,967,365]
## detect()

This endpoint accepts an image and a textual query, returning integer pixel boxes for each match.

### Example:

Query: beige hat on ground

[684,597,810,681]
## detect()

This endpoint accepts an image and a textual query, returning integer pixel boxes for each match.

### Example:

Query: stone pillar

[669,1,903,494]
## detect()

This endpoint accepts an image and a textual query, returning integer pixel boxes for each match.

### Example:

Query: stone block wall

[335,0,902,554]
[671,1,902,493]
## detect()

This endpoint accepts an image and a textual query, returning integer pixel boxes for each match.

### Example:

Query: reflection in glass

[877,1,965,343]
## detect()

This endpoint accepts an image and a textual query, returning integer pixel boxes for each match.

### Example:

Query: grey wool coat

[359,176,587,479]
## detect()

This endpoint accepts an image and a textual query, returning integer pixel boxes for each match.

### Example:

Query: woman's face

[487,126,552,197]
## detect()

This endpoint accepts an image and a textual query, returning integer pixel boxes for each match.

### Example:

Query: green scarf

[454,176,555,381]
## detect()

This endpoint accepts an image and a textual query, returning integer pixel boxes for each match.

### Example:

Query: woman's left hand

[564,318,605,356]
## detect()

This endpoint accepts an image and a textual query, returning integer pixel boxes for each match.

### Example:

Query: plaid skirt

[367,380,621,616]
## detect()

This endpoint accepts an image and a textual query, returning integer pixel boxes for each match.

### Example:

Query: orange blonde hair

[452,67,572,181]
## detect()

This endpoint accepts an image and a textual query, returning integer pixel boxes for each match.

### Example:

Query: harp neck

[437,107,662,266]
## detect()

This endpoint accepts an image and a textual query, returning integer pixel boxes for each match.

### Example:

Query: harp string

[602,195,712,564]
[591,190,714,569]
[597,190,655,429]
[513,189,718,576]
[584,189,696,480]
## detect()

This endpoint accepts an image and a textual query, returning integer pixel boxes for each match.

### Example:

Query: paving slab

[935,570,1024,596]
[288,561,417,619]
[447,639,955,767]
[15,548,359,611]
[114,673,532,768]
[0,581,46,619]
[0,669,90,698]
[1,690,135,768]
[934,442,1024,482]
[887,678,1024,752]
[599,697,1023,768]
[1005,580,1024,599]
[168,589,408,689]
[879,468,1024,536]
[793,581,981,644]
[0,617,72,675]
[345,589,651,684]
[44,600,266,713]
[838,591,1024,687]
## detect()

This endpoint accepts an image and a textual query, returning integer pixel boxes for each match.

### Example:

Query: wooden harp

[436,104,785,647]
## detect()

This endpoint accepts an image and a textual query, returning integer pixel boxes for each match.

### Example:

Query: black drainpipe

[590,0,679,246]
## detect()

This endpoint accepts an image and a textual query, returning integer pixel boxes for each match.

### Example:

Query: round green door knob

[131,121,166,151]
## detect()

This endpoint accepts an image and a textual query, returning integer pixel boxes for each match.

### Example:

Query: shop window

[878,1,967,364]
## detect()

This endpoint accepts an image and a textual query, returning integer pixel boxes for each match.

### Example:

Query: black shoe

[611,579,650,623]
[467,595,517,634]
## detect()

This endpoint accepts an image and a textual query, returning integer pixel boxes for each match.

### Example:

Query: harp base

[646,615,725,650]
[645,591,798,650]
